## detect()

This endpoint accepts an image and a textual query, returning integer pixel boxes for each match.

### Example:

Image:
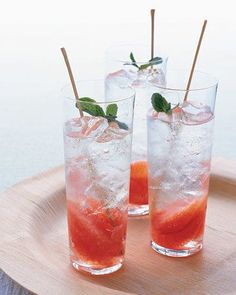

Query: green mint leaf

[124,52,140,70]
[115,120,129,130]
[151,93,172,114]
[149,56,163,65]
[139,63,152,71]
[131,63,140,69]
[124,62,140,70]
[126,53,163,71]
[139,56,163,71]
[106,104,118,118]
[79,97,96,102]
[130,52,136,63]
[75,98,127,130]
[77,97,106,117]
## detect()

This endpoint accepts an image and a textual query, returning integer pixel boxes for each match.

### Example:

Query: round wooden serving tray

[0,158,236,295]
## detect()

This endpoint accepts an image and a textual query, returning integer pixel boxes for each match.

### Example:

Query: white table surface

[1,0,236,294]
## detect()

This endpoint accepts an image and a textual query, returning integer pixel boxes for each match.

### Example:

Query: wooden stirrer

[184,20,208,102]
[60,47,84,117]
[150,9,155,60]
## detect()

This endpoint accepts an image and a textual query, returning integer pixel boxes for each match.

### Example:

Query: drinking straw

[184,20,208,102]
[61,47,84,117]
[150,9,155,60]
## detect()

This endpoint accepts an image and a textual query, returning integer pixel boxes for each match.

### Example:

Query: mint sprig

[151,93,179,114]
[129,52,140,70]
[78,97,105,117]
[76,97,128,130]
[124,52,163,71]
[105,103,118,121]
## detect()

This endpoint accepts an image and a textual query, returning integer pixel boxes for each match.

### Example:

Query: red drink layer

[129,160,148,205]
[150,194,207,250]
[67,198,127,266]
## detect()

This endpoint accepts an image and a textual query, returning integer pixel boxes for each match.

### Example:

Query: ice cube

[64,116,131,208]
[65,157,92,200]
[171,106,183,122]
[131,70,147,87]
[97,123,130,143]
[84,180,107,199]
[147,68,166,86]
[105,69,132,88]
[106,68,147,88]
[147,106,182,124]
[181,102,213,125]
[65,116,109,139]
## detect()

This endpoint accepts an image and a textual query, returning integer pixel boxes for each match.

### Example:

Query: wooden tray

[0,158,236,295]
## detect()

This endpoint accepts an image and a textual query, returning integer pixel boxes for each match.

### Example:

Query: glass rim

[148,69,218,92]
[106,43,168,64]
[61,79,136,104]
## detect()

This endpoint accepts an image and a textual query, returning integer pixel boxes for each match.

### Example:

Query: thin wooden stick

[60,47,83,117]
[184,20,207,102]
[150,9,155,60]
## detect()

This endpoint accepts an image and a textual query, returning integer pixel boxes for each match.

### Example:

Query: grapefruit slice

[129,160,148,205]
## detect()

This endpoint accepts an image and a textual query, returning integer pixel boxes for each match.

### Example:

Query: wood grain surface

[0,158,236,295]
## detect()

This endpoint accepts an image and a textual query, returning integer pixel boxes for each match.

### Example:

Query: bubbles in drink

[106,66,166,214]
[64,116,132,208]
[147,101,214,205]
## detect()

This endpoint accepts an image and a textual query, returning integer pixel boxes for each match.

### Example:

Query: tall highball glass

[63,80,135,274]
[106,44,168,216]
[147,70,218,257]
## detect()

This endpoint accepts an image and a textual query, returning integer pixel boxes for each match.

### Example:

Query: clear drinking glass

[106,44,168,216]
[147,70,218,257]
[63,80,135,274]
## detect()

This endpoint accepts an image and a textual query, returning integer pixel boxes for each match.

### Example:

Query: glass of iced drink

[63,80,135,274]
[147,70,218,257]
[106,45,168,216]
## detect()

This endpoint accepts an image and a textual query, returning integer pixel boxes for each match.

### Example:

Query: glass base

[71,258,123,275]
[151,241,203,257]
[128,204,149,216]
